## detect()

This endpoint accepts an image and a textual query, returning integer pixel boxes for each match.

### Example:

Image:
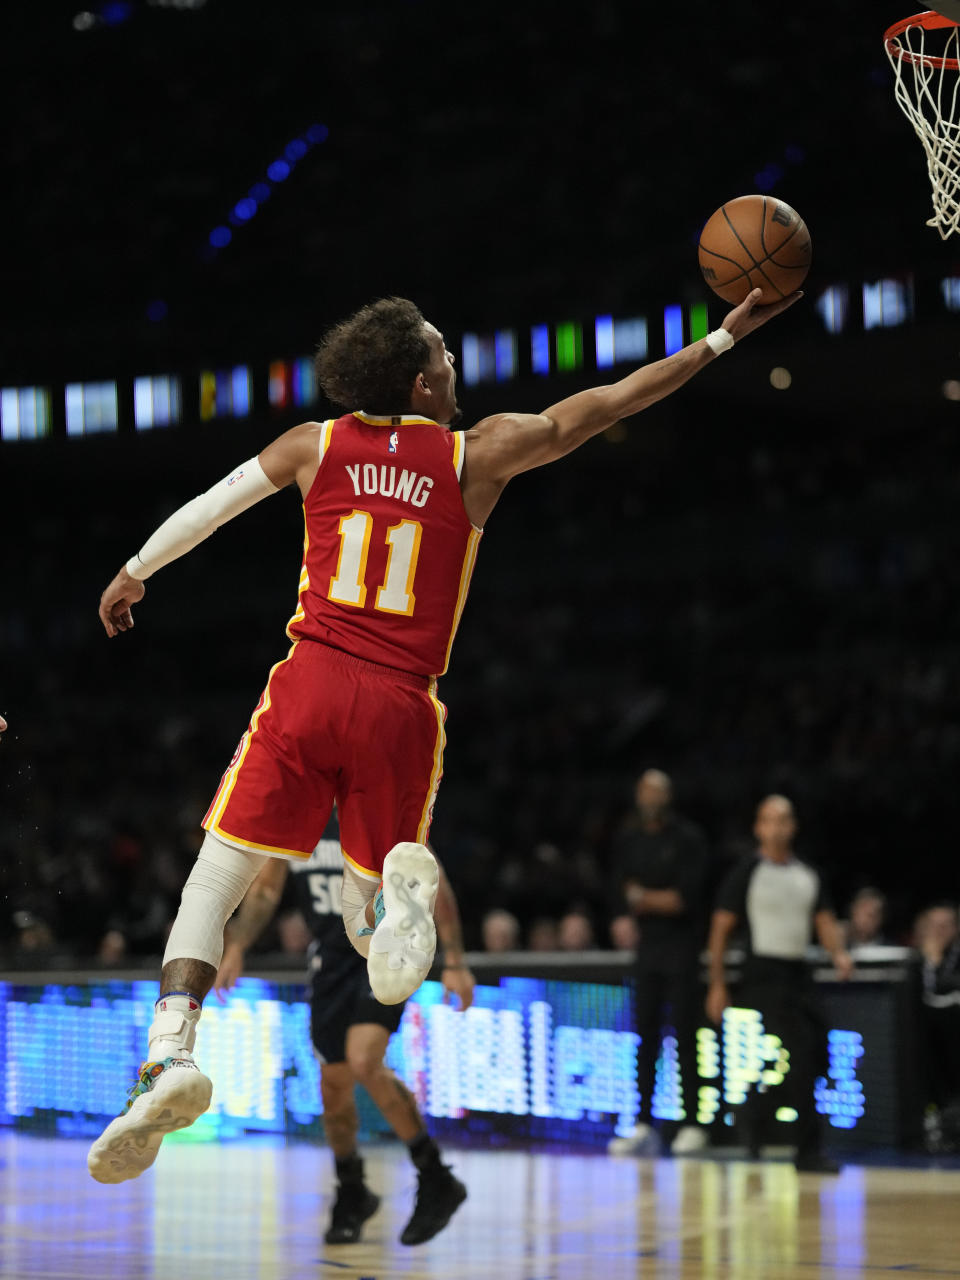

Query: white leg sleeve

[163,831,268,970]
[341,863,380,959]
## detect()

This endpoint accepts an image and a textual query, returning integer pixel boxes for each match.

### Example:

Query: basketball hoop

[885,10,960,238]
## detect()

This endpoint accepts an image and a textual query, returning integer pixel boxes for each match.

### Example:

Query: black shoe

[739,1126,761,1160]
[794,1153,841,1174]
[400,1164,467,1246]
[325,1182,380,1244]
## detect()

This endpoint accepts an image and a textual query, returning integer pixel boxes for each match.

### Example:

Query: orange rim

[885,10,960,70]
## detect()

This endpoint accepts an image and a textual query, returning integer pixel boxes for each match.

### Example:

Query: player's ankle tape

[705,328,735,355]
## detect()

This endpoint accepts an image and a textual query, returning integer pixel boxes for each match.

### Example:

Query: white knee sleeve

[163,831,268,970]
[341,863,380,959]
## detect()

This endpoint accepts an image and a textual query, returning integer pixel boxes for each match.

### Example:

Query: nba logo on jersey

[388,430,399,454]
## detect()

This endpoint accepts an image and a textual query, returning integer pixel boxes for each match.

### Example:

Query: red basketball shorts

[202,639,447,880]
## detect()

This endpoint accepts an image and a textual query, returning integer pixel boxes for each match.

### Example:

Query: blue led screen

[0,975,892,1148]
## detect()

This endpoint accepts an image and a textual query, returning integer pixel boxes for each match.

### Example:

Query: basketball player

[214,816,473,1245]
[89,286,799,1184]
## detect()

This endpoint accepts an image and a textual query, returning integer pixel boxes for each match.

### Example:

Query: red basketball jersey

[286,412,481,677]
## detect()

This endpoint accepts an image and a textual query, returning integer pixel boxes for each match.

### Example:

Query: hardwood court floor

[2,1131,960,1280]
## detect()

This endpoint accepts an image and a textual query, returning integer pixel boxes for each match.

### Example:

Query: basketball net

[885,12,960,238]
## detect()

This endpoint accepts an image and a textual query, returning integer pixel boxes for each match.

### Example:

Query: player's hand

[442,964,475,1012]
[0,715,7,740]
[832,949,854,982]
[99,566,146,637]
[720,286,803,343]
[705,979,729,1026]
[214,940,246,1003]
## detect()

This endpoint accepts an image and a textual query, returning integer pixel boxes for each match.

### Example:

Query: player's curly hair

[315,297,431,413]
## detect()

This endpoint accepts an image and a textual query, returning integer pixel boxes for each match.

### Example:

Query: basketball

[698,194,812,305]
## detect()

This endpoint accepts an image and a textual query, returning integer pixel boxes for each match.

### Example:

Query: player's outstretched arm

[461,288,800,526]
[431,853,475,1011]
[99,568,147,637]
[98,422,326,637]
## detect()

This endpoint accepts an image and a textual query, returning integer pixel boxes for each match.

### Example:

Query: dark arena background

[4,2,960,1277]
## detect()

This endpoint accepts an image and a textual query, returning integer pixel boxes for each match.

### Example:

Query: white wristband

[705,328,735,355]
[126,456,278,581]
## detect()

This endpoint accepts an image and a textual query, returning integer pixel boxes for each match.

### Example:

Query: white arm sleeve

[125,456,279,581]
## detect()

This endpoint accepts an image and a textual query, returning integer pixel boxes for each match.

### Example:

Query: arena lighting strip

[204,123,331,259]
[0,273,948,441]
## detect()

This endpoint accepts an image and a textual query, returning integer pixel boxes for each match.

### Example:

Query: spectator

[96,929,128,967]
[276,909,313,957]
[12,910,56,955]
[557,908,595,951]
[706,794,853,1173]
[609,914,639,952]
[607,769,710,1157]
[914,902,960,1143]
[527,917,560,951]
[841,887,889,951]
[482,909,521,953]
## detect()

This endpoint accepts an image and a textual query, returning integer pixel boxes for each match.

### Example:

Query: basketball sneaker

[794,1151,841,1174]
[400,1163,467,1245]
[367,842,439,1005]
[325,1181,381,1244]
[607,1122,662,1156]
[87,1056,213,1184]
[670,1125,708,1155]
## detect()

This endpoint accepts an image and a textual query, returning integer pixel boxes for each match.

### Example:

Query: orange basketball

[698,195,811,305]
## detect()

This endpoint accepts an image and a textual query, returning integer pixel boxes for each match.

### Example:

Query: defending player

[214,815,473,1245]
[89,287,799,1184]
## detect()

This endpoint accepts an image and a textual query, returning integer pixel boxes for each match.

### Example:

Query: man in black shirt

[706,794,852,1173]
[914,902,960,1144]
[608,769,710,1156]
[216,814,474,1245]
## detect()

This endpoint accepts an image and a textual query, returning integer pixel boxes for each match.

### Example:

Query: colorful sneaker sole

[87,1063,213,1184]
[368,842,439,1005]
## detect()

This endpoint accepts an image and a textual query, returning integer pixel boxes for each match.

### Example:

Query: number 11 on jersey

[328,510,423,617]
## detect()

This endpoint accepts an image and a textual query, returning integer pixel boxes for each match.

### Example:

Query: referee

[705,794,852,1173]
